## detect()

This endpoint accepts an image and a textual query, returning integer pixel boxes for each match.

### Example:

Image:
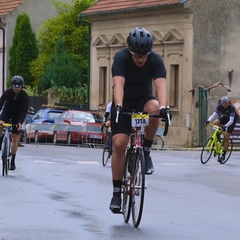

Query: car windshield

[47,112,62,120]
[73,112,95,122]
[91,113,103,123]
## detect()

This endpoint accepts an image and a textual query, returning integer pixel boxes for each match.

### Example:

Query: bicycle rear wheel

[220,139,233,164]
[122,148,132,223]
[200,138,214,164]
[131,147,145,227]
[2,137,8,176]
[152,135,164,150]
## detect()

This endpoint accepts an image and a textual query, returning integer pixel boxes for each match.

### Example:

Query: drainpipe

[78,17,91,110]
[0,26,5,94]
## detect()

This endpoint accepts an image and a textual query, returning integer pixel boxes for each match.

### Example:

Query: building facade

[79,0,240,147]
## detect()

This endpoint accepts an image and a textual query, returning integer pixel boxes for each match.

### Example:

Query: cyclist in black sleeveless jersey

[109,27,168,213]
[0,75,28,170]
[205,96,238,162]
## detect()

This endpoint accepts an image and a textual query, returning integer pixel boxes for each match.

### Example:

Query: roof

[80,0,187,17]
[0,0,24,18]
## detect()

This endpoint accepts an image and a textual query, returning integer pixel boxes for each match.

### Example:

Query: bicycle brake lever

[166,106,171,126]
[115,105,121,123]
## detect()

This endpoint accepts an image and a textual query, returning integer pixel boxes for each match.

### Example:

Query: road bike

[115,106,171,227]
[102,127,112,166]
[200,123,233,164]
[1,123,12,176]
[151,128,164,150]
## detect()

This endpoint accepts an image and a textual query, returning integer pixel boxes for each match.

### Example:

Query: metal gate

[198,87,208,146]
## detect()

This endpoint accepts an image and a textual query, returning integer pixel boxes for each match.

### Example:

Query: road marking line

[78,161,99,164]
[36,160,57,164]
[160,163,184,166]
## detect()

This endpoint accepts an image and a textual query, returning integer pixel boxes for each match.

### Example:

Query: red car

[53,110,104,145]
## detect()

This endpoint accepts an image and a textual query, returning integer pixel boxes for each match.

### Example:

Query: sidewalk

[163,146,240,151]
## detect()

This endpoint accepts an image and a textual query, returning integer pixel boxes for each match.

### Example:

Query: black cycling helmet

[220,96,229,103]
[127,27,153,55]
[11,75,24,85]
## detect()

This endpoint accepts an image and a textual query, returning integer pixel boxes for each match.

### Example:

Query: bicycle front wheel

[201,138,214,164]
[152,135,164,150]
[2,137,8,176]
[122,148,132,223]
[220,139,233,164]
[131,147,145,227]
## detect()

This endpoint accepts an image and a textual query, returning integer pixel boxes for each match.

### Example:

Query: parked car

[20,107,35,142]
[53,110,104,145]
[25,105,66,143]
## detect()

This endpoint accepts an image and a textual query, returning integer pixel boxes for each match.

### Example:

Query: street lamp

[0,18,5,94]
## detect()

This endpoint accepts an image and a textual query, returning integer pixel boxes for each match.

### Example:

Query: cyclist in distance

[109,27,168,213]
[204,96,238,162]
[101,101,112,139]
[0,75,28,170]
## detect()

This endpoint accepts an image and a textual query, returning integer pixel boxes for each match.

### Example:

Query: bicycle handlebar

[206,123,227,133]
[115,106,171,136]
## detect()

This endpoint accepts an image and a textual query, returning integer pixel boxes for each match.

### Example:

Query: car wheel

[35,131,39,144]
[53,132,57,145]
[67,132,72,145]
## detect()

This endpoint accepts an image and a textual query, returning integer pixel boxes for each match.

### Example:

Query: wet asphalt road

[0,144,240,240]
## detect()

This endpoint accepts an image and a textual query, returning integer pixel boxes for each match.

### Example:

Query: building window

[169,64,179,108]
[99,67,107,105]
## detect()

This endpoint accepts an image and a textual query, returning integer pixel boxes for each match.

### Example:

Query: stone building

[79,0,240,147]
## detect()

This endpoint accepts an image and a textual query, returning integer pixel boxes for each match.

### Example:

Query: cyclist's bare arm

[154,77,167,107]
[113,76,125,106]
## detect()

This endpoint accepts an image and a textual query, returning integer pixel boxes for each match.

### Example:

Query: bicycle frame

[1,123,12,176]
[207,124,223,154]
[115,107,171,227]
[130,113,149,147]
[201,123,233,164]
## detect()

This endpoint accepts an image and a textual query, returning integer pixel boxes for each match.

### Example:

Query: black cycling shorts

[219,116,238,134]
[111,94,157,136]
[0,111,19,134]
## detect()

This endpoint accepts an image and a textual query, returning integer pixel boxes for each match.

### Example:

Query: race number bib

[131,114,149,127]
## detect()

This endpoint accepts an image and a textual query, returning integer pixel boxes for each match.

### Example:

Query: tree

[30,0,95,97]
[9,12,38,86]
[41,36,87,103]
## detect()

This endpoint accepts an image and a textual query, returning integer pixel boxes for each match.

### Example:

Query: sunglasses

[13,84,22,88]
[130,50,150,59]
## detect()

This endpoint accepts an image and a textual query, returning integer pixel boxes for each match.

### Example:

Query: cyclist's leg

[104,120,111,140]
[213,119,221,141]
[139,95,159,174]
[109,106,131,213]
[0,113,8,150]
[109,133,129,213]
[0,120,4,150]
[10,125,20,170]
[221,121,236,161]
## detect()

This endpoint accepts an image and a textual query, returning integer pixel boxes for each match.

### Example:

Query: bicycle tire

[131,147,145,227]
[219,139,233,164]
[122,148,132,223]
[200,138,214,164]
[102,135,111,166]
[152,135,164,150]
[2,137,8,176]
